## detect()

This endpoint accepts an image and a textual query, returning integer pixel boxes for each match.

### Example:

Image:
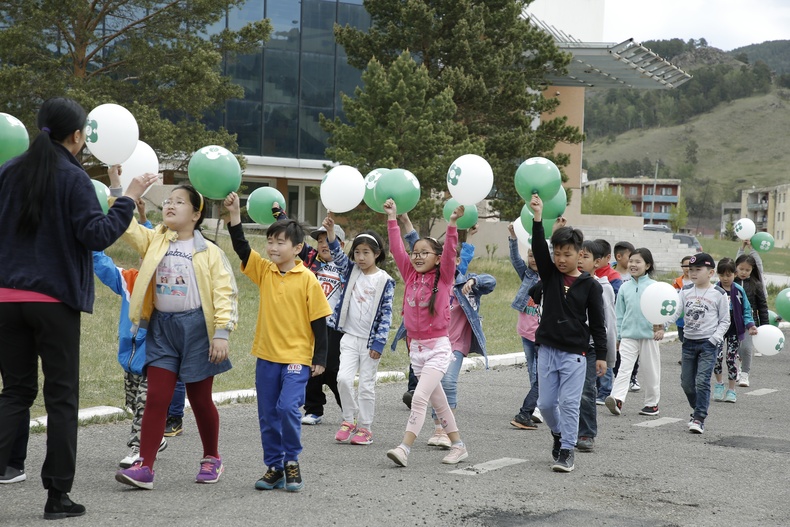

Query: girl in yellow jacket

[115,185,238,490]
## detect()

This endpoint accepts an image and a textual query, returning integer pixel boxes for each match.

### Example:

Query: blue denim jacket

[509,237,539,312]
[451,271,496,367]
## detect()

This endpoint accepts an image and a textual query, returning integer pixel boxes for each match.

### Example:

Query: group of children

[12,175,764,494]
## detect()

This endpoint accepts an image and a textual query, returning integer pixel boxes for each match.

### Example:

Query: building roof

[584,177,682,186]
[530,17,692,89]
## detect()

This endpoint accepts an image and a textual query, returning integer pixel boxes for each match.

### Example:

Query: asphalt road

[3,334,790,527]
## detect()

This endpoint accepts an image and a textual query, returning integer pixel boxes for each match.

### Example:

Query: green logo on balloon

[660,300,677,316]
[778,337,785,351]
[86,120,99,143]
[447,164,461,186]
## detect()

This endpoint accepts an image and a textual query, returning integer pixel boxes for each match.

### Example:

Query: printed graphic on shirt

[155,240,201,313]
[315,269,342,301]
[524,297,539,316]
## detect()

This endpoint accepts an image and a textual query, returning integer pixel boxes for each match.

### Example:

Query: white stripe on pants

[337,334,381,429]
[611,338,660,406]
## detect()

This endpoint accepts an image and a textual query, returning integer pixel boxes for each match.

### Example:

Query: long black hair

[350,230,386,265]
[735,253,764,285]
[630,247,655,277]
[417,237,443,317]
[15,97,87,235]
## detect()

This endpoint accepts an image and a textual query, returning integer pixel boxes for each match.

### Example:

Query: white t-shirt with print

[154,239,201,313]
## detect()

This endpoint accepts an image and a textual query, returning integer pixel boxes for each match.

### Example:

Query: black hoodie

[531,220,607,359]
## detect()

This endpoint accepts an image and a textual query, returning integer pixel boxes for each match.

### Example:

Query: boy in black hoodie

[529,194,607,473]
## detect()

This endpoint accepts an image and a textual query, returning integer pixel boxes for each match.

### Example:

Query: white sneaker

[387,446,409,467]
[119,447,140,469]
[629,379,641,392]
[441,444,469,465]
[427,430,452,449]
[531,408,544,423]
[301,414,322,425]
[738,372,750,387]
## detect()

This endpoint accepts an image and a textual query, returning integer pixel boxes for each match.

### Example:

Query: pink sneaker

[334,421,357,443]
[350,427,373,445]
[195,456,224,484]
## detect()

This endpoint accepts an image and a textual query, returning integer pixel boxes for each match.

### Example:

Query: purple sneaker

[115,460,154,490]
[196,456,224,484]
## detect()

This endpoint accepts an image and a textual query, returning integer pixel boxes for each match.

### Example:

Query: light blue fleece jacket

[615,274,657,340]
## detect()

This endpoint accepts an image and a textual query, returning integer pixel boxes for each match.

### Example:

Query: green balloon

[0,113,29,164]
[187,145,241,200]
[520,204,535,236]
[443,198,478,230]
[373,168,421,214]
[514,157,561,201]
[768,310,780,327]
[751,231,775,253]
[776,288,790,321]
[542,185,567,219]
[363,168,389,213]
[247,186,286,225]
[92,179,110,214]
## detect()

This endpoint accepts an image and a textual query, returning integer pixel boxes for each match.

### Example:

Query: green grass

[25,236,525,418]
[697,237,790,276]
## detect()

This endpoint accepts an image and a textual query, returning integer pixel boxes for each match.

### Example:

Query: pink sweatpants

[406,338,458,436]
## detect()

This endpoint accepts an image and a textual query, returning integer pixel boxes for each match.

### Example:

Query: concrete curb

[30,325,788,429]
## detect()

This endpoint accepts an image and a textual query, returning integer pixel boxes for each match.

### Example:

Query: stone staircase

[578,226,696,274]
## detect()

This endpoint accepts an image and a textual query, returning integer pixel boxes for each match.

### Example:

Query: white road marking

[449,457,528,475]
[745,388,778,396]
[633,417,683,428]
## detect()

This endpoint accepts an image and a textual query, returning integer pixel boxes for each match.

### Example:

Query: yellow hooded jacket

[123,218,238,340]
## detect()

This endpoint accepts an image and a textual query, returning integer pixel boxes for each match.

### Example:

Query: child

[667,252,730,434]
[384,198,469,467]
[115,185,238,489]
[605,248,663,417]
[672,256,693,343]
[576,240,617,452]
[712,258,758,403]
[529,194,607,473]
[427,242,496,447]
[223,192,331,492]
[592,239,619,404]
[735,242,769,381]
[507,222,542,430]
[611,241,634,282]
[593,239,623,295]
[323,216,395,446]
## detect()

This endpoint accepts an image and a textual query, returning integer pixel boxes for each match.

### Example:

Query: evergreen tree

[0,1,270,170]
[333,0,583,220]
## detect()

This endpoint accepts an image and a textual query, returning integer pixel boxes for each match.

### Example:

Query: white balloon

[639,281,681,325]
[446,154,493,205]
[120,141,159,196]
[734,218,756,240]
[512,219,532,249]
[751,325,785,356]
[85,104,139,165]
[320,165,365,213]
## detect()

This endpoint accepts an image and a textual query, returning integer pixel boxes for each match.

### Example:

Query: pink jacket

[388,219,457,340]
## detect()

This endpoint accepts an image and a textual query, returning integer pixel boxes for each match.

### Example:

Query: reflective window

[301,0,336,54]
[301,52,335,107]
[229,1,264,30]
[227,99,262,155]
[299,106,332,159]
[263,104,298,157]
[337,3,370,30]
[227,53,263,100]
[335,55,363,114]
[266,0,300,51]
[264,49,299,105]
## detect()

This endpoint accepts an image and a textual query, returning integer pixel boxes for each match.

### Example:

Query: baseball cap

[311,225,345,242]
[687,252,714,268]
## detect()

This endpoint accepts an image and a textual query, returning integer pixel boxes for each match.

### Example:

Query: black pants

[0,366,29,470]
[0,303,80,492]
[303,327,343,416]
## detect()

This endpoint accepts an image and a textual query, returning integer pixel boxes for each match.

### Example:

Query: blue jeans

[680,338,717,421]
[168,381,186,418]
[578,349,598,438]
[536,346,586,450]
[255,359,311,469]
[596,369,612,400]
[519,340,539,415]
[430,350,465,419]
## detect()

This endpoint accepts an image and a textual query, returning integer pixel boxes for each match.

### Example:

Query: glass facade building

[208,0,370,160]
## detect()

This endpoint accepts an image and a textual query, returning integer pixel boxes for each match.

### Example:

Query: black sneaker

[284,461,303,492]
[43,494,86,520]
[164,416,183,437]
[639,405,659,416]
[254,467,284,490]
[552,449,575,472]
[402,390,414,409]
[551,431,562,462]
[510,412,538,430]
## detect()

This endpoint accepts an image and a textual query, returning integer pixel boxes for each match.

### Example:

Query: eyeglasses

[410,251,436,259]
[162,199,189,208]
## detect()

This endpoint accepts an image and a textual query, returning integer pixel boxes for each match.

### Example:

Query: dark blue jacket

[0,143,136,313]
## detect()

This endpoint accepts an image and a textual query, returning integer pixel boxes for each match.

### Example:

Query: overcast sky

[602,0,790,51]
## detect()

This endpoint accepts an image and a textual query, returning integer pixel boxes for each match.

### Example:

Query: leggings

[140,367,219,469]
[714,334,739,381]
[407,367,458,436]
